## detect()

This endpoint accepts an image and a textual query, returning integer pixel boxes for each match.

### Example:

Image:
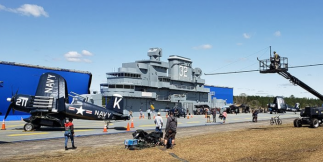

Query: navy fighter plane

[268,96,300,114]
[5,72,130,131]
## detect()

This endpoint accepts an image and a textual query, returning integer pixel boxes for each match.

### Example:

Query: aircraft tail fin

[106,94,124,114]
[35,73,69,103]
[275,96,286,109]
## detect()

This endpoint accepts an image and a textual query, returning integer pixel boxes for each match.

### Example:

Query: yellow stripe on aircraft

[7,132,49,136]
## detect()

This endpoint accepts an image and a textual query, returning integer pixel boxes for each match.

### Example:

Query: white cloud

[0,4,48,17]
[65,51,82,58]
[66,57,83,62]
[193,44,212,50]
[236,43,243,46]
[243,33,251,39]
[64,51,83,62]
[274,31,281,37]
[64,51,92,63]
[82,50,93,56]
[0,4,5,10]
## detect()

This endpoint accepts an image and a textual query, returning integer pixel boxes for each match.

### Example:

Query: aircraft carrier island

[100,48,228,115]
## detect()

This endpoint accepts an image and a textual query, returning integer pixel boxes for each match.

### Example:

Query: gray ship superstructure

[100,48,226,114]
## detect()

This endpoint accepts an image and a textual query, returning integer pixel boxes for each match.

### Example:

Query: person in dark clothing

[64,118,77,150]
[147,108,151,119]
[174,108,179,118]
[252,110,259,122]
[212,108,216,123]
[164,111,177,149]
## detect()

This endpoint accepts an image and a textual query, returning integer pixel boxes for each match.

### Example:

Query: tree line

[234,94,323,109]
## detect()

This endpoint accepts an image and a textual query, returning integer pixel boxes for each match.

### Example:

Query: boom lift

[258,53,323,128]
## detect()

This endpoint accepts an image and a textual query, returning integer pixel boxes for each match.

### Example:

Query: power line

[207,47,270,73]
[204,63,323,75]
[288,63,323,69]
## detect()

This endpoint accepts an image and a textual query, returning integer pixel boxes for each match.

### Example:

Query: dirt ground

[2,118,323,162]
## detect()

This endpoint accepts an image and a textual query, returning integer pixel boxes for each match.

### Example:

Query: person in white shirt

[154,112,163,132]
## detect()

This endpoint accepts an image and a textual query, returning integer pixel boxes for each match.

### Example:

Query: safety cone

[130,119,134,128]
[191,114,193,118]
[153,114,156,119]
[187,115,190,119]
[126,123,130,131]
[139,115,141,119]
[143,114,145,119]
[103,125,107,132]
[1,119,6,130]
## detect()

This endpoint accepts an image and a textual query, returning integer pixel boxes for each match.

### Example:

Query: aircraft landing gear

[104,120,110,129]
[34,124,41,130]
[24,123,35,131]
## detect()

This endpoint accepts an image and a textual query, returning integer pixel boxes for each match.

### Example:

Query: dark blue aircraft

[268,96,300,114]
[5,72,130,131]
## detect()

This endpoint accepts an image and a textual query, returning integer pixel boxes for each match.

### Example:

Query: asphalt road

[0,112,300,161]
[0,112,299,143]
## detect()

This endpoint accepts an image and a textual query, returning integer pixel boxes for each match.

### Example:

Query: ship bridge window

[158,78,170,82]
[107,73,141,79]
[108,84,134,89]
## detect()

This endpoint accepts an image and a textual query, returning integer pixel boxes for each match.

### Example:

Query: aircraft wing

[112,112,130,120]
[112,112,123,116]
[35,73,69,103]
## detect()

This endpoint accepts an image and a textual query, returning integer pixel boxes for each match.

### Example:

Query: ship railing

[156,95,170,101]
[173,94,186,98]
[173,84,195,90]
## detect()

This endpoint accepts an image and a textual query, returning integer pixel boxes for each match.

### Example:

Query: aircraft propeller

[5,89,19,120]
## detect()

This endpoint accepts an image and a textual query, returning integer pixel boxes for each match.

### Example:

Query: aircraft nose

[7,98,12,102]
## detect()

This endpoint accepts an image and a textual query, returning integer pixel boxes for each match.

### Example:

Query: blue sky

[1,1,323,99]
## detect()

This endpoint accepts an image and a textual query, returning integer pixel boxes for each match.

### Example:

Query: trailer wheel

[297,119,302,127]
[311,118,319,128]
[293,119,298,127]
